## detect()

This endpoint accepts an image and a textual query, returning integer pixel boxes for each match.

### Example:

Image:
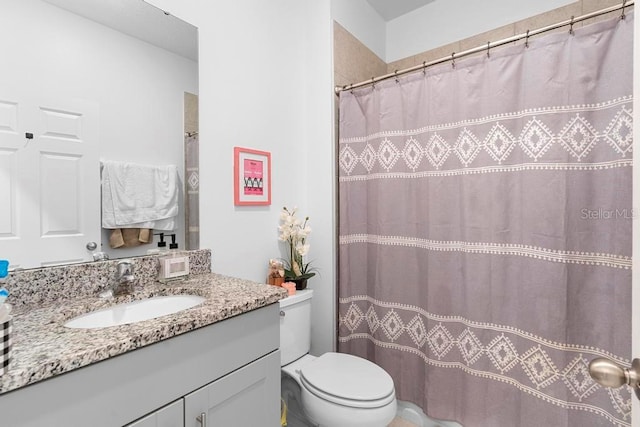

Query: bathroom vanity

[0,262,286,427]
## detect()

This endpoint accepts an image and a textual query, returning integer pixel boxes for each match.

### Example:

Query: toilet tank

[279,289,313,366]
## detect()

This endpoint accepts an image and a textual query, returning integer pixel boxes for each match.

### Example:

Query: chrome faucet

[113,259,135,296]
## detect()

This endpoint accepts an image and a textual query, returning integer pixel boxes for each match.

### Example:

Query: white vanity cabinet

[127,351,280,427]
[0,303,281,427]
[184,350,280,426]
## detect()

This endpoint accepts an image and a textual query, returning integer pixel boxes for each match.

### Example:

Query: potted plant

[278,206,316,289]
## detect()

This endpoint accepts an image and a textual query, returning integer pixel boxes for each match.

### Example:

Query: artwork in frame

[233,147,272,206]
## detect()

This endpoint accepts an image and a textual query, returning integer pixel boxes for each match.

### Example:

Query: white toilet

[280,290,397,427]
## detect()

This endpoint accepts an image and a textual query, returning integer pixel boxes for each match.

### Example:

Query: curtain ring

[569,16,575,35]
[451,52,456,69]
[371,76,375,89]
[525,29,530,48]
[422,61,427,76]
[486,41,491,58]
[394,70,399,83]
[621,0,627,20]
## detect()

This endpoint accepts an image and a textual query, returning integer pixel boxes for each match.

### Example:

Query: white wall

[386,0,575,62]
[145,0,336,356]
[1,0,197,259]
[332,0,575,63]
[331,0,386,60]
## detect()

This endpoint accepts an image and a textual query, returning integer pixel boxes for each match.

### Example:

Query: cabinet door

[184,350,280,427]
[126,399,184,427]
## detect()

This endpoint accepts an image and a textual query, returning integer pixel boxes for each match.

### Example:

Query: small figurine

[267,259,285,287]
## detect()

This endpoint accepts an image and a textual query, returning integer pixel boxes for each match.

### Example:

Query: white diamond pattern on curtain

[338,14,633,427]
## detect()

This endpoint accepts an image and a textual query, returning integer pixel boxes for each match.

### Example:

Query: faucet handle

[117,259,135,281]
[93,251,109,261]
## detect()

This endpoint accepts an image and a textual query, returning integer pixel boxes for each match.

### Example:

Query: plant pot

[291,278,308,290]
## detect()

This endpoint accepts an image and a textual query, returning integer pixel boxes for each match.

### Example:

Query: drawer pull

[196,412,207,427]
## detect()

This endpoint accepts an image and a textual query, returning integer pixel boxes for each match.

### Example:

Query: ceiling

[42,0,197,61]
[366,0,436,22]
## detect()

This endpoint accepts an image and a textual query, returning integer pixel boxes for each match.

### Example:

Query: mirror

[0,0,198,269]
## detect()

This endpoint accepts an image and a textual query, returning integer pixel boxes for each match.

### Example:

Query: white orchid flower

[296,243,310,257]
[279,207,315,280]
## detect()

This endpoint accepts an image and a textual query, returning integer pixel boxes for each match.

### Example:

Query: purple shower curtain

[338,14,633,427]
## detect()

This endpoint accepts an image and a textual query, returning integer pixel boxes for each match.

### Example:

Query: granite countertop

[1,273,287,394]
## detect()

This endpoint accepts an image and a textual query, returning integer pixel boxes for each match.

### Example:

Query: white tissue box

[0,316,12,376]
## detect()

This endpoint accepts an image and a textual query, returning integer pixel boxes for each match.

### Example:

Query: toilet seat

[299,352,395,409]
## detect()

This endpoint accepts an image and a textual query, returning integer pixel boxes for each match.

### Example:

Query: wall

[331,0,386,60]
[387,0,624,72]
[1,0,197,260]
[331,0,581,63]
[144,0,336,356]
[386,0,575,62]
[334,22,386,90]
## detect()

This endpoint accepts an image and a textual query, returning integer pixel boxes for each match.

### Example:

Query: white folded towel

[101,161,178,231]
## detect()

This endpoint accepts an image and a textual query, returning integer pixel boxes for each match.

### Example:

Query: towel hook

[451,52,456,69]
[525,29,530,48]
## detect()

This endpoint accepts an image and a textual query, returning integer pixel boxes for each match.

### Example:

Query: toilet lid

[299,353,395,408]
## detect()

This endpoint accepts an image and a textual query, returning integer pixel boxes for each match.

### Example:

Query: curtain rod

[334,0,634,95]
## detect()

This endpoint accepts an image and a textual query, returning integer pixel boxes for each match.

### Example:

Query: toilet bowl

[280,290,397,427]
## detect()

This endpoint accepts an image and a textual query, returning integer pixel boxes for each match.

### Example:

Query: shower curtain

[338,14,633,427]
[185,133,200,250]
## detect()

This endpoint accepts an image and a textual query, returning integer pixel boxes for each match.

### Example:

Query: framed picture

[234,147,272,206]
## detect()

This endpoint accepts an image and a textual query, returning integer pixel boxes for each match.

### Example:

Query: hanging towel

[109,228,153,249]
[101,161,178,231]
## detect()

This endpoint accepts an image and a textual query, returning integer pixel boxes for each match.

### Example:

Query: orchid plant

[278,207,316,281]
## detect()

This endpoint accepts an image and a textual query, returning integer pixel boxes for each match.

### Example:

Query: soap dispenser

[169,233,178,251]
[0,260,12,323]
[157,233,168,253]
[148,233,168,255]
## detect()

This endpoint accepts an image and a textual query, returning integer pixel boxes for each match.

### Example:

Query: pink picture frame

[234,147,272,206]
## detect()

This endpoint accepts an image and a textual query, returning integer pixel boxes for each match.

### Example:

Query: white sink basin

[64,295,206,329]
